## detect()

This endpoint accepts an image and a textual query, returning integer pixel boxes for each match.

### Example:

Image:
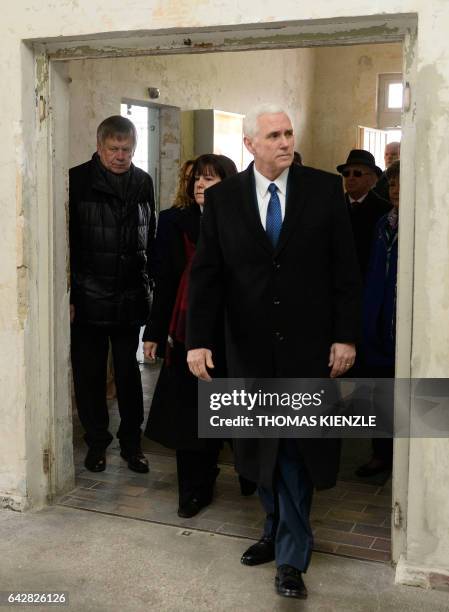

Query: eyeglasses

[342,169,372,178]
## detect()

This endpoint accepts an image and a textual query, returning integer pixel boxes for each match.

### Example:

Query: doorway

[119,100,181,363]
[32,13,417,567]
[120,102,160,199]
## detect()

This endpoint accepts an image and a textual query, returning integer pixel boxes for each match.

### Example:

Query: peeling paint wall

[402,2,449,580]
[1,0,449,588]
[67,44,400,181]
[66,48,316,179]
[159,106,181,209]
[310,43,403,171]
[0,36,32,510]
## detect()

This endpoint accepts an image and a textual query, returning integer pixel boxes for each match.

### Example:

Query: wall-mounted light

[403,82,411,112]
[148,87,160,99]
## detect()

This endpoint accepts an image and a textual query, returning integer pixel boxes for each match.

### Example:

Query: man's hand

[187,348,214,381]
[328,342,356,378]
[144,341,158,361]
[70,304,75,323]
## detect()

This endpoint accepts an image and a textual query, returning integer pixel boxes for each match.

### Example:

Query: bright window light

[120,103,149,173]
[387,129,402,143]
[388,83,403,109]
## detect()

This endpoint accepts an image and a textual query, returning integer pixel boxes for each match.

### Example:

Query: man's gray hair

[243,104,291,138]
[97,115,137,147]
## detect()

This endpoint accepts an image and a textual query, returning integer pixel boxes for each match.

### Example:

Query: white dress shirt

[348,192,368,205]
[253,166,289,229]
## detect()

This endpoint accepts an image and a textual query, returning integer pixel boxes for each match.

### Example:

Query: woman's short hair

[385,159,400,181]
[97,115,137,147]
[186,154,238,202]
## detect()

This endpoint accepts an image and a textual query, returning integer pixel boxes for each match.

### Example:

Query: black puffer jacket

[69,154,156,326]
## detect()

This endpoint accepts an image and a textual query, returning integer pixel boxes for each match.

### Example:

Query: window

[357,126,401,170]
[357,73,403,168]
[377,73,403,130]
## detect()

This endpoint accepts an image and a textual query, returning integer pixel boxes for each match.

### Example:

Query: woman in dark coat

[356,159,400,477]
[143,154,238,517]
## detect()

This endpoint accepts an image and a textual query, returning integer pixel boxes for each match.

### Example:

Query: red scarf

[166,232,196,360]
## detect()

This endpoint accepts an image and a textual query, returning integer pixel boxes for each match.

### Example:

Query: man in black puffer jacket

[70,115,156,474]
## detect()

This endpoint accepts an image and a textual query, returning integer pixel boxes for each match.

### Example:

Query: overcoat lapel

[174,204,201,244]
[275,164,308,255]
[238,163,274,254]
[236,162,308,255]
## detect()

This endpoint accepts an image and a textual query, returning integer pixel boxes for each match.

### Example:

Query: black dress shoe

[177,497,211,518]
[355,460,392,477]
[238,475,257,496]
[275,565,307,599]
[241,536,275,566]
[84,449,106,472]
[120,450,149,473]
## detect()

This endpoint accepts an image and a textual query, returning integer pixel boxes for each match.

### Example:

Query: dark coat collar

[345,189,391,214]
[238,162,307,255]
[90,153,146,202]
[172,203,202,244]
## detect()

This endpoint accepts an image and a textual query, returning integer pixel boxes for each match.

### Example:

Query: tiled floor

[60,362,392,564]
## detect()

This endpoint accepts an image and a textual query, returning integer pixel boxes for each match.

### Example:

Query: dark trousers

[368,365,395,466]
[176,448,220,506]
[259,440,314,572]
[71,323,144,453]
[260,486,277,539]
[372,438,393,464]
[347,363,394,466]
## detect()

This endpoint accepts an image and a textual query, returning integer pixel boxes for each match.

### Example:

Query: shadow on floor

[62,362,392,564]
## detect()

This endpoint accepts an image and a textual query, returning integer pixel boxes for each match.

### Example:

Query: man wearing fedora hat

[337,149,391,282]
[337,150,392,482]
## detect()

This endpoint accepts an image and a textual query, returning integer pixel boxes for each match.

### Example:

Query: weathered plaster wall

[67,43,401,181]
[67,47,315,175]
[159,106,181,210]
[399,1,449,585]
[309,43,403,172]
[1,0,449,589]
[0,38,34,511]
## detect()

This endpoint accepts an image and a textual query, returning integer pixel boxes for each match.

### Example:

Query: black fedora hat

[336,149,382,177]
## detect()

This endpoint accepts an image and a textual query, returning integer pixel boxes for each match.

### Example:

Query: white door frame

[29,13,418,563]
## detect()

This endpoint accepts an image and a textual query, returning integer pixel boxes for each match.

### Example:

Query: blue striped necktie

[266,182,282,247]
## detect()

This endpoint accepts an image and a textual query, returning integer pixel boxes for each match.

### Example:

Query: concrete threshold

[1,506,449,612]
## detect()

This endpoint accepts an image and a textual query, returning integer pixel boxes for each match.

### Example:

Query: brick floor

[63,362,392,564]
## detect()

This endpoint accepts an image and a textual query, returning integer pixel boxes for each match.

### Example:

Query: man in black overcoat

[337,149,391,282]
[70,115,156,474]
[186,104,361,600]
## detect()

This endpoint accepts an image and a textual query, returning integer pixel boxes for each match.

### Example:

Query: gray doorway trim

[29,14,417,569]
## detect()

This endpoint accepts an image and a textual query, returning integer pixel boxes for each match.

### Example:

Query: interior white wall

[67,43,401,182]
[67,48,316,172]
[309,43,403,171]
[1,0,449,589]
